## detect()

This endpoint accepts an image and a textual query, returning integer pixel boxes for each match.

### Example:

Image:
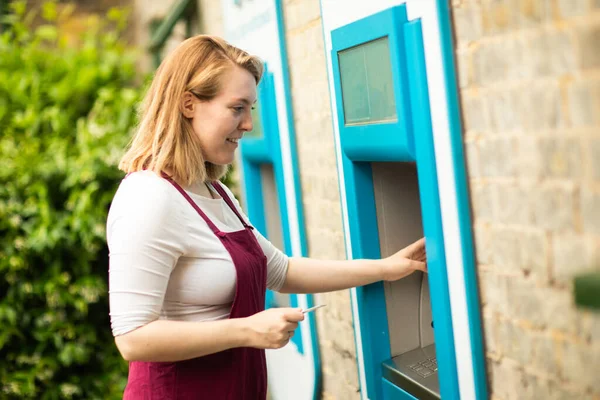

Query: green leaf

[41,1,58,22]
[35,24,58,41]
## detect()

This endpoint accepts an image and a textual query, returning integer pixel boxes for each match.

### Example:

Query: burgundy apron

[123,177,268,400]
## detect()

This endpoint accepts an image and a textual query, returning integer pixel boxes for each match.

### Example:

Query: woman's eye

[233,106,244,114]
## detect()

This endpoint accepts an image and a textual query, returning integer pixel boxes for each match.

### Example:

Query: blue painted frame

[435,1,489,398]
[330,5,459,400]
[404,19,459,399]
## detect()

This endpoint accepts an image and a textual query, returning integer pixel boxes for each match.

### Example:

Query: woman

[107,35,427,399]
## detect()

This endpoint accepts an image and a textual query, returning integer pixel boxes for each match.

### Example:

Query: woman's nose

[240,112,253,132]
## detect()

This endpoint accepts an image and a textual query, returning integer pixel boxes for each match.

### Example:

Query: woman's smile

[226,137,240,148]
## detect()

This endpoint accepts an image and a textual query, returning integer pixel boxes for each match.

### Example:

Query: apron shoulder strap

[211,181,252,229]
[162,173,221,235]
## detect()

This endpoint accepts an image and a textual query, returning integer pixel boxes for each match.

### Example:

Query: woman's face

[185,66,257,166]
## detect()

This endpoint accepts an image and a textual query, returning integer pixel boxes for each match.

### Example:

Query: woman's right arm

[115,319,245,362]
[114,307,304,362]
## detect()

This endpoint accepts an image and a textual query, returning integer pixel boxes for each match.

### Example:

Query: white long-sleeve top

[107,170,289,336]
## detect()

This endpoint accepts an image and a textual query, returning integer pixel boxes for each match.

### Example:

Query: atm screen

[338,37,397,126]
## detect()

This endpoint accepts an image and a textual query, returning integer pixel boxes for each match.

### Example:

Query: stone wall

[453,0,600,398]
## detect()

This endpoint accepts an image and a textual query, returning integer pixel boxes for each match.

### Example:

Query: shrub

[0,2,141,398]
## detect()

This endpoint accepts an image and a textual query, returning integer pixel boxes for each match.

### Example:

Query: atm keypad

[408,357,438,378]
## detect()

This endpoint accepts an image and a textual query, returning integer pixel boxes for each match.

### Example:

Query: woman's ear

[182,92,196,118]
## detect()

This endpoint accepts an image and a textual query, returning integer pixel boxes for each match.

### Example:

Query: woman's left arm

[279,238,427,294]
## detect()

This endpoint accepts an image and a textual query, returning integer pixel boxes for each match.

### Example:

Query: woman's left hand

[381,237,428,281]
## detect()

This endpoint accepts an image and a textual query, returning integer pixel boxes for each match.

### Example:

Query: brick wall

[453,0,600,398]
[282,1,360,399]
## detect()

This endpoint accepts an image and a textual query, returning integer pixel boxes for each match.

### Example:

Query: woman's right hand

[242,308,305,349]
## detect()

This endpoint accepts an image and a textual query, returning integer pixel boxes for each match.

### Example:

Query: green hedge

[0,2,141,398]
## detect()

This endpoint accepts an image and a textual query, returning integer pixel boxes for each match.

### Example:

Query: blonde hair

[119,35,263,185]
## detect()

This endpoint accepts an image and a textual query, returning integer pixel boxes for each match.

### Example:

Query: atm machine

[326,3,487,400]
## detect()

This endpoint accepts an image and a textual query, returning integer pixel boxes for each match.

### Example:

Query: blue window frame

[331,5,460,400]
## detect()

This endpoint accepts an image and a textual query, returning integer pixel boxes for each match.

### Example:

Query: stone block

[482,313,498,355]
[453,3,484,44]
[456,48,473,89]
[557,0,590,19]
[474,224,493,264]
[531,185,577,232]
[284,0,321,32]
[516,0,552,28]
[531,334,562,377]
[501,36,525,81]
[539,137,583,179]
[515,136,544,180]
[519,370,586,400]
[489,359,522,400]
[494,184,534,226]
[520,29,576,78]
[505,279,580,334]
[552,234,596,285]
[487,89,521,132]
[473,41,509,85]
[463,94,490,133]
[306,226,344,260]
[478,271,510,315]
[198,0,224,36]
[465,139,481,179]
[588,138,600,181]
[496,320,536,365]
[546,29,578,76]
[471,184,495,223]
[489,227,522,270]
[559,339,600,393]
[568,80,597,128]
[578,309,600,345]
[489,358,590,399]
[519,229,549,280]
[589,311,600,343]
[577,23,600,69]
[581,188,600,235]
[478,138,516,177]
[481,0,515,35]
[518,83,566,131]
